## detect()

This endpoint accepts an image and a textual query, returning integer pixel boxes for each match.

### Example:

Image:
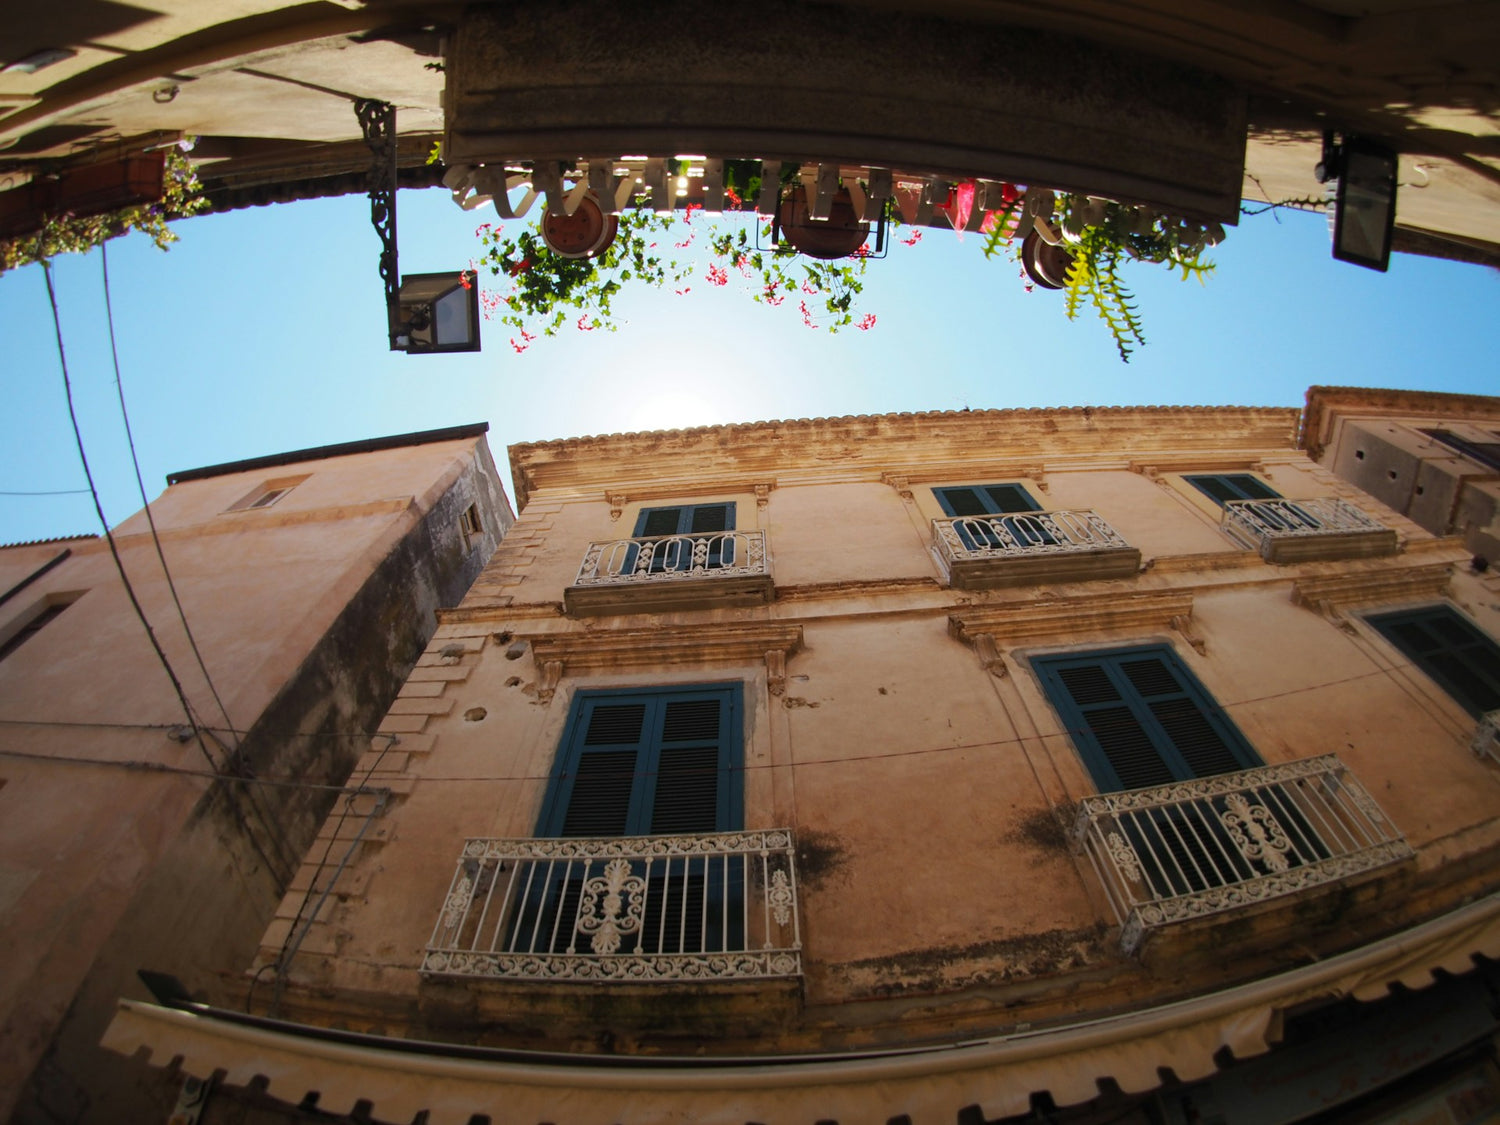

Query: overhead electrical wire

[100,242,241,749]
[39,259,299,884]
[40,260,223,775]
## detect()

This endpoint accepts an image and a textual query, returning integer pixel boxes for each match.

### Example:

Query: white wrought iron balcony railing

[422,830,801,982]
[931,510,1140,589]
[1069,754,1413,954]
[573,530,768,586]
[1221,497,1396,561]
[565,530,774,614]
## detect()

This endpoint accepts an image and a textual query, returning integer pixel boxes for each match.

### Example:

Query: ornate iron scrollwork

[354,99,399,341]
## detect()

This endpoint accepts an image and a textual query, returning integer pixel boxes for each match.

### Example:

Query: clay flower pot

[778,187,869,260]
[540,193,619,259]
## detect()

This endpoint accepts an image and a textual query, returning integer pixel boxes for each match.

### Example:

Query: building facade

[0,424,512,1124]
[105,405,1500,1124]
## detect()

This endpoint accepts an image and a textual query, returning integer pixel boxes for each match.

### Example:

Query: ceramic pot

[778,187,869,260]
[540,194,618,259]
[1021,228,1073,289]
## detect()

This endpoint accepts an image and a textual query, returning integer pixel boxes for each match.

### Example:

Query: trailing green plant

[983,190,1219,363]
[0,146,206,274]
[472,181,873,351]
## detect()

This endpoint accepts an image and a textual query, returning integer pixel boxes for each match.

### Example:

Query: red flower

[706,264,729,287]
[725,186,743,207]
[474,222,495,237]
[901,230,923,247]
[576,315,597,331]
[857,314,877,331]
[459,271,473,290]
[799,300,814,327]
[508,258,532,276]
[509,337,529,354]
[1001,183,1019,203]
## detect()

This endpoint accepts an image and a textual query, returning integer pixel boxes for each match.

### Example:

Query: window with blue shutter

[630,502,737,571]
[1032,645,1260,792]
[1184,473,1320,535]
[1184,474,1282,506]
[934,483,1053,549]
[1033,645,1276,898]
[519,684,744,953]
[1367,605,1500,718]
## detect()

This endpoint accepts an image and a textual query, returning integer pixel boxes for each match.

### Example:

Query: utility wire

[100,242,240,749]
[40,261,293,886]
[0,488,93,496]
[0,655,1444,790]
[40,260,223,775]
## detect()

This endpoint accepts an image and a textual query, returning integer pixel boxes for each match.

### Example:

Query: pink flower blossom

[474,222,494,237]
[706,264,729,287]
[901,230,923,247]
[799,300,814,328]
[725,186,743,207]
[510,337,529,354]
[857,314,877,331]
[576,315,597,331]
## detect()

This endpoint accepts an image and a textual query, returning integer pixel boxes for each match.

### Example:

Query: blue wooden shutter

[1185,473,1281,506]
[934,484,1040,517]
[1368,605,1500,718]
[632,503,736,537]
[1032,646,1260,792]
[541,685,743,837]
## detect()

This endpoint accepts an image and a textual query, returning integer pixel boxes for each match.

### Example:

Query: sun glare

[622,389,729,433]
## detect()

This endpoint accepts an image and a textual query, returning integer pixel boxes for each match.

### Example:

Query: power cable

[99,242,240,749]
[0,488,92,496]
[38,260,299,885]
[40,260,222,775]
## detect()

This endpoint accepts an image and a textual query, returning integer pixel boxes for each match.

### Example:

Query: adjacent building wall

[0,428,512,1124]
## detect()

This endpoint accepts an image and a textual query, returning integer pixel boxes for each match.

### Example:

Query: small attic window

[459,503,483,550]
[228,475,308,512]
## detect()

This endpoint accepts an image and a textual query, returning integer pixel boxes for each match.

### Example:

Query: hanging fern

[1046,196,1217,362]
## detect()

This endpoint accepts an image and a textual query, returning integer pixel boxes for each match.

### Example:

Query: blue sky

[1,188,1496,544]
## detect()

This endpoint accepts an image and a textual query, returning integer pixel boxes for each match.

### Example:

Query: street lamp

[356,99,482,352]
[391,272,481,354]
[1317,131,1399,272]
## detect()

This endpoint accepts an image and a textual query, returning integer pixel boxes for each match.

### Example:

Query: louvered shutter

[637,507,683,537]
[541,686,742,837]
[934,484,1040,517]
[1369,606,1500,717]
[1033,646,1260,792]
[688,504,731,533]
[1186,473,1281,506]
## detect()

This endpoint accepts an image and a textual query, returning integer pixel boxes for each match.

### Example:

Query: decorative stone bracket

[523,622,804,704]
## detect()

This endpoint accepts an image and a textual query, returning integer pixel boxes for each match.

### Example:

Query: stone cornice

[1291,562,1454,621]
[519,622,804,701]
[949,589,1196,647]
[508,407,1302,510]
